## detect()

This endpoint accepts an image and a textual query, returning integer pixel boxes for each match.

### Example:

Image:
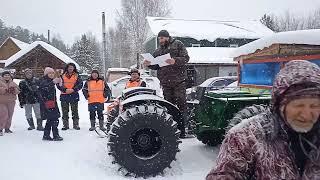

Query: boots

[62,119,69,131]
[53,136,63,141]
[42,136,53,141]
[27,118,35,130]
[73,119,80,130]
[99,119,106,131]
[36,119,44,131]
[89,119,96,131]
[5,129,13,133]
[0,129,3,136]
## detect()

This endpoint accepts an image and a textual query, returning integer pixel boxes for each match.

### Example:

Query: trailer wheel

[197,130,224,146]
[226,104,269,132]
[107,104,181,178]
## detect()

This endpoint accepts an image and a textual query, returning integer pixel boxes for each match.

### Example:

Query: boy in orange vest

[125,69,146,89]
[83,70,111,131]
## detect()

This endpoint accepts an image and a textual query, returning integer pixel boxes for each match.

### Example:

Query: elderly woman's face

[284,97,320,133]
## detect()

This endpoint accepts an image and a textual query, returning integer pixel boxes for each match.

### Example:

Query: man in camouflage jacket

[145,30,190,138]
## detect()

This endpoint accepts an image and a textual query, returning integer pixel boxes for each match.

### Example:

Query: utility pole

[102,12,108,76]
[136,53,140,69]
[47,30,50,44]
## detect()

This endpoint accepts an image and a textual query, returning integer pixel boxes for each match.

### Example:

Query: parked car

[109,75,163,99]
[186,76,237,101]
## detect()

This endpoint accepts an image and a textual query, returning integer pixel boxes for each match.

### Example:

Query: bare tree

[305,7,320,29]
[107,0,171,68]
[262,7,320,32]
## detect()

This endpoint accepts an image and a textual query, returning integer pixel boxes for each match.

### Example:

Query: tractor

[187,87,270,146]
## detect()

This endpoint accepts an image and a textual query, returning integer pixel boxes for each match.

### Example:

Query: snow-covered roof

[146,17,274,42]
[187,47,237,64]
[233,29,320,58]
[9,37,29,49]
[107,68,130,72]
[5,41,79,68]
[0,37,29,50]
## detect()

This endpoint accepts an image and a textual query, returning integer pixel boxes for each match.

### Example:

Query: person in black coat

[18,68,44,131]
[39,67,63,141]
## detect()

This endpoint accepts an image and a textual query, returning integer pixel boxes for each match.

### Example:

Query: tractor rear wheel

[226,104,268,132]
[107,104,181,178]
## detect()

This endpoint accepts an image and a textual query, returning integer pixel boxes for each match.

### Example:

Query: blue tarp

[240,59,320,86]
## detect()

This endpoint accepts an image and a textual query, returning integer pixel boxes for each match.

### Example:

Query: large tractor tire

[107,103,181,178]
[226,104,269,132]
[106,106,119,131]
[197,130,224,146]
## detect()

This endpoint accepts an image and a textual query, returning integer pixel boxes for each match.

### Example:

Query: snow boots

[27,118,43,131]
[53,136,63,141]
[42,136,53,141]
[89,119,106,131]
[5,129,13,133]
[62,119,69,130]
[0,129,3,136]
[62,119,80,130]
[27,118,35,130]
[36,119,44,131]
[73,119,80,130]
[99,119,106,131]
[89,119,96,131]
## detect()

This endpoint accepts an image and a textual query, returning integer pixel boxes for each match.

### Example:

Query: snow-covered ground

[0,89,219,180]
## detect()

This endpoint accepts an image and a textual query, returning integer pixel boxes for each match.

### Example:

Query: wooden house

[4,40,79,78]
[0,37,29,68]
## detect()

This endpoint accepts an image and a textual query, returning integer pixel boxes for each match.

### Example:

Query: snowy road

[0,94,219,180]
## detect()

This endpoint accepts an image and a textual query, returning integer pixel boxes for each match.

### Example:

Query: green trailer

[189,89,270,146]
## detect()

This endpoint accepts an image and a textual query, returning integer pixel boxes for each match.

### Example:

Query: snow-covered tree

[107,0,171,68]
[71,33,102,73]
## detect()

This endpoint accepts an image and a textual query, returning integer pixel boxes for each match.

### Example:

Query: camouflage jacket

[149,38,189,87]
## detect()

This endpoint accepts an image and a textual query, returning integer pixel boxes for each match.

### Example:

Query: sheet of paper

[141,53,171,67]
[141,53,155,64]
[155,53,171,67]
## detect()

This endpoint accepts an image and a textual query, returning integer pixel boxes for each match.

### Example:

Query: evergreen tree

[71,34,102,73]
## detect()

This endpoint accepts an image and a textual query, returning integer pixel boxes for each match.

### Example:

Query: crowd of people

[0,63,159,141]
[0,63,112,141]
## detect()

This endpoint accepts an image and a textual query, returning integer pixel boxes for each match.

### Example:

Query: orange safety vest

[62,73,78,94]
[88,79,105,104]
[125,80,142,89]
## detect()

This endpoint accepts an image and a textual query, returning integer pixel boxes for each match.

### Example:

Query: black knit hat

[129,68,140,76]
[91,70,100,77]
[158,30,170,38]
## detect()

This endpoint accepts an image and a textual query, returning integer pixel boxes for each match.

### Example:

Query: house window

[191,44,201,47]
[230,44,239,48]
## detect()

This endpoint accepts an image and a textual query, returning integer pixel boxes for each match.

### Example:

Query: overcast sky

[1,0,320,45]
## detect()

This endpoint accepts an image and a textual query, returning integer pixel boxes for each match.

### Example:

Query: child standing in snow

[82,70,111,131]
[39,67,63,141]
[0,71,20,136]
